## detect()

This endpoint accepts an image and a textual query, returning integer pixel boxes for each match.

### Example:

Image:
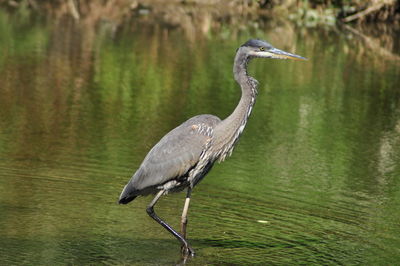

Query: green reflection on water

[0,11,400,265]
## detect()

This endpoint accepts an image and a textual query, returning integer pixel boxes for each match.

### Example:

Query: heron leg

[180,188,192,239]
[146,190,195,256]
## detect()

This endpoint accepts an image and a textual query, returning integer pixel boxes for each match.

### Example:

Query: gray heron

[119,39,306,256]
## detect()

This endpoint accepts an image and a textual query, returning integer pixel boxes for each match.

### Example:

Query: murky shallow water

[0,11,400,265]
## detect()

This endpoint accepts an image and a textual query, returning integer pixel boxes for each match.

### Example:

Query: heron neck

[212,54,258,162]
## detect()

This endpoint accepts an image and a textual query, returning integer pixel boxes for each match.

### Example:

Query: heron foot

[181,244,195,257]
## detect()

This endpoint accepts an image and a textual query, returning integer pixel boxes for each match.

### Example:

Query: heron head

[241,39,307,61]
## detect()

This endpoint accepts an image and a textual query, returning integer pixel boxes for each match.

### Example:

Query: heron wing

[130,114,221,192]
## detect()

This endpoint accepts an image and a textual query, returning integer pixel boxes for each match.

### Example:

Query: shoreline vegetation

[1,0,399,25]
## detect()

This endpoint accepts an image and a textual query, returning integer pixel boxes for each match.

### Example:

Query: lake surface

[0,10,400,265]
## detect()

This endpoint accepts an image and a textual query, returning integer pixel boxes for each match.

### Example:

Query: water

[1,10,400,265]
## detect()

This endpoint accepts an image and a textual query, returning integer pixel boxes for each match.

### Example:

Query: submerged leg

[146,190,195,256]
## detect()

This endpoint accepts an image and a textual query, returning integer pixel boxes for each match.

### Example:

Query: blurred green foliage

[0,0,398,25]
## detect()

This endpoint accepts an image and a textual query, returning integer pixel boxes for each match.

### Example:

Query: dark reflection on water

[1,10,400,265]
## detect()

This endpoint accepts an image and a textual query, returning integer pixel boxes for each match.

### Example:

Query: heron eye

[259,47,265,51]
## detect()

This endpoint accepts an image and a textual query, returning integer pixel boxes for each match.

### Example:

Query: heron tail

[118,183,137,204]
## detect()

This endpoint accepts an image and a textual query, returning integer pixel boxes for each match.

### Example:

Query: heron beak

[259,47,307,61]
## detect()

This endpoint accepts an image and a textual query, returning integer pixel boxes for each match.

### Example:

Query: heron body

[119,114,221,202]
[118,39,306,256]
